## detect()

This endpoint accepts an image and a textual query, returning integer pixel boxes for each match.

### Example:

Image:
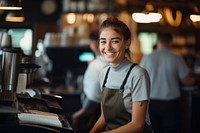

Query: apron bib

[102,64,153,132]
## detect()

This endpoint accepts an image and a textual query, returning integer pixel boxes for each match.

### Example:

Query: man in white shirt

[140,32,196,133]
[71,31,108,133]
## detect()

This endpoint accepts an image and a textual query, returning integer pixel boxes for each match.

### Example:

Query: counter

[181,85,200,133]
[0,91,74,133]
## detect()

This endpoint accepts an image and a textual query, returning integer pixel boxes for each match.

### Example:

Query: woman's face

[99,27,130,66]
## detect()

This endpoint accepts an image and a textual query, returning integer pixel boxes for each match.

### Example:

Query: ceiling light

[132,3,162,24]
[0,0,22,10]
[6,11,24,22]
[65,13,76,24]
[190,14,200,22]
[132,12,162,23]
[189,4,200,22]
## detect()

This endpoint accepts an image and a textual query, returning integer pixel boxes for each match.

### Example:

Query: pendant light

[190,5,200,22]
[5,10,24,22]
[132,3,162,23]
[132,12,162,23]
[190,14,200,22]
[0,0,22,10]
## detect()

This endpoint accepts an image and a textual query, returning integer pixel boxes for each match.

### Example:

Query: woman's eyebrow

[99,37,121,40]
[111,37,121,40]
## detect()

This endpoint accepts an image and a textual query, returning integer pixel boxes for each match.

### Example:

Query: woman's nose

[105,42,112,49]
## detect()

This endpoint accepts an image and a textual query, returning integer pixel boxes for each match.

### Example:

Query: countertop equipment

[19,62,41,88]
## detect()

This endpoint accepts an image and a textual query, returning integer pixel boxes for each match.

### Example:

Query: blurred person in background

[71,30,108,133]
[34,40,52,85]
[140,32,197,133]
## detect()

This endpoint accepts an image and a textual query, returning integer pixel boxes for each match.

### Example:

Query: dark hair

[99,17,131,41]
[157,32,172,43]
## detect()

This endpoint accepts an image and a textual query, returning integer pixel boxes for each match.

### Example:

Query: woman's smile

[103,51,116,56]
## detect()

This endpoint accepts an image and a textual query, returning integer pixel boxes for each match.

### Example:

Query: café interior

[0,0,200,132]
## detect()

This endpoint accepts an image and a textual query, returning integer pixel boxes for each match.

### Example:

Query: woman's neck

[110,57,127,67]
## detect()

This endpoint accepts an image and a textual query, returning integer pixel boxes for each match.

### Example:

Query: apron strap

[102,63,136,89]
[102,67,110,88]
[120,63,136,90]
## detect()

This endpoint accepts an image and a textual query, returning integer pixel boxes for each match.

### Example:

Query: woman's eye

[100,40,106,44]
[111,40,120,44]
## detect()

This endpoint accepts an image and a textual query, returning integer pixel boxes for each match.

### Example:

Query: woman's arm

[103,100,148,133]
[90,105,106,133]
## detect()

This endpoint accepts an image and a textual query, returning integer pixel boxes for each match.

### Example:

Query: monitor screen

[78,51,95,62]
[46,46,93,86]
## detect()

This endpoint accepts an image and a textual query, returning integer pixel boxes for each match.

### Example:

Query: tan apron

[101,64,153,132]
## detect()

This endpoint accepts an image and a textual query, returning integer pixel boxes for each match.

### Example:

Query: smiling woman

[90,17,153,133]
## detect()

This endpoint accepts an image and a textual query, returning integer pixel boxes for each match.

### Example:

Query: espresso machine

[0,48,22,103]
[0,48,41,103]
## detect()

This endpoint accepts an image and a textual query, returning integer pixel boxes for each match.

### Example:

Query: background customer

[140,32,196,133]
[71,31,108,133]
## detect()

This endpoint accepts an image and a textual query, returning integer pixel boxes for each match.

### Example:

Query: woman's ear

[125,39,131,49]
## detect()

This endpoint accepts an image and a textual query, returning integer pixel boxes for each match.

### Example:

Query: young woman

[90,17,153,133]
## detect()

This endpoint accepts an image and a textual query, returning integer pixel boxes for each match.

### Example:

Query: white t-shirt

[83,56,108,103]
[140,48,190,100]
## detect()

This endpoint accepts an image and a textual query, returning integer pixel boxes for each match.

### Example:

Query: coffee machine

[0,48,22,103]
[0,48,41,102]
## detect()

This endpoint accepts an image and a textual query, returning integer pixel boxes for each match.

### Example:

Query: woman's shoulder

[99,65,110,75]
[132,64,149,77]
[101,65,110,72]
